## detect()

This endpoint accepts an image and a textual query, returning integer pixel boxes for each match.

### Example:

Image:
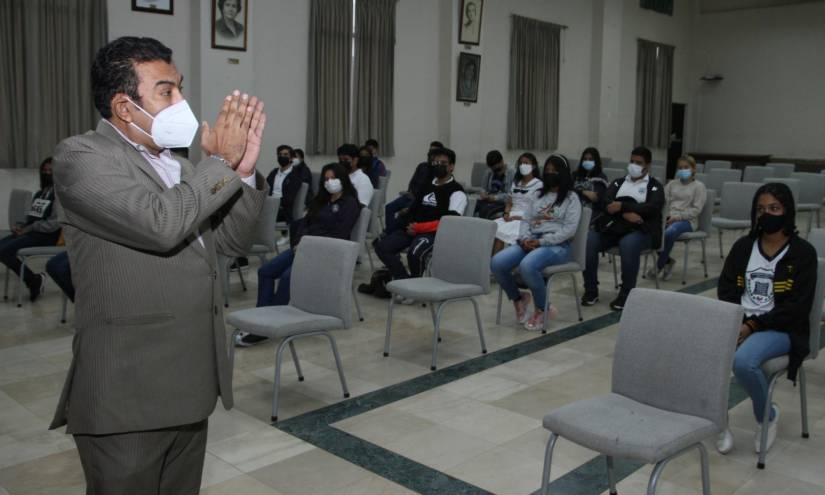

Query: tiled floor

[0,229,823,494]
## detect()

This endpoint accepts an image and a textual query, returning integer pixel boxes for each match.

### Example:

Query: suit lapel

[96,120,168,190]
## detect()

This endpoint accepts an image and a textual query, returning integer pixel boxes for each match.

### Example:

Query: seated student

[266,144,312,223]
[360,146,382,189]
[572,147,608,221]
[492,152,542,253]
[46,251,74,302]
[0,157,61,301]
[491,154,582,331]
[236,163,361,347]
[716,183,817,455]
[582,146,665,310]
[475,150,514,219]
[364,138,387,185]
[646,154,706,280]
[384,141,442,233]
[373,147,467,289]
[338,143,374,207]
[291,148,314,208]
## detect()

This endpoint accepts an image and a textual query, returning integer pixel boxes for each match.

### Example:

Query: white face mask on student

[127,98,199,149]
[627,163,645,179]
[324,178,343,194]
[292,158,301,167]
[518,163,533,176]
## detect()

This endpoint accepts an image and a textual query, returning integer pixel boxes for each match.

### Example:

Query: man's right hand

[201,90,255,167]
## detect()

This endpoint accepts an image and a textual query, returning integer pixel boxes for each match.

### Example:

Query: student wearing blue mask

[572,147,608,220]
[646,155,706,280]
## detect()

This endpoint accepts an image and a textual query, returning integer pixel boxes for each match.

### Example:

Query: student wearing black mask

[0,157,61,301]
[265,144,312,223]
[338,143,374,206]
[716,182,817,456]
[384,141,443,234]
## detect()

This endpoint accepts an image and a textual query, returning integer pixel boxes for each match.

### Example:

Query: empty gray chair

[465,162,488,194]
[539,289,743,495]
[704,160,732,173]
[495,208,592,332]
[384,216,496,370]
[762,177,800,206]
[766,162,795,178]
[674,190,715,284]
[706,169,742,205]
[15,246,67,307]
[712,182,762,258]
[3,189,33,301]
[743,165,776,183]
[227,236,360,422]
[602,168,626,184]
[790,172,825,232]
[755,257,825,469]
[694,162,705,173]
[349,207,372,322]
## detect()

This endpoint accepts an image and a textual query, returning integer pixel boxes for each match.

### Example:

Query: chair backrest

[707,169,742,193]
[767,162,795,178]
[429,216,496,292]
[762,177,800,206]
[350,207,371,245]
[292,183,309,221]
[367,192,383,236]
[790,172,825,205]
[694,172,707,187]
[569,207,592,267]
[254,195,281,250]
[743,165,776,183]
[464,196,477,217]
[470,162,487,188]
[695,162,705,173]
[719,181,762,220]
[704,160,732,173]
[613,288,743,429]
[7,189,33,229]
[290,236,360,328]
[696,189,715,233]
[311,171,322,198]
[603,168,626,184]
[608,159,627,169]
[378,175,389,191]
[650,165,666,183]
[567,158,580,170]
[807,257,825,361]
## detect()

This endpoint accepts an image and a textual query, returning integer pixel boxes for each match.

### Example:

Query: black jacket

[718,234,817,382]
[408,179,465,223]
[265,163,312,222]
[604,175,666,249]
[291,195,361,249]
[407,161,434,198]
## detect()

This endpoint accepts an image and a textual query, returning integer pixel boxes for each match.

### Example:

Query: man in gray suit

[50,37,268,494]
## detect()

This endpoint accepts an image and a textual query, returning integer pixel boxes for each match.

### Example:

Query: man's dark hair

[486,150,503,168]
[218,0,242,14]
[336,144,359,159]
[432,147,456,165]
[365,138,379,149]
[631,146,652,165]
[91,37,173,119]
[276,144,293,155]
[429,140,444,148]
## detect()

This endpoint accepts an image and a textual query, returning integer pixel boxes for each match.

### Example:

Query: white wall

[689,2,825,158]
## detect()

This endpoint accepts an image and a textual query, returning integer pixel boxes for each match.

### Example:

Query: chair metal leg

[682,241,690,285]
[697,442,711,495]
[649,254,660,289]
[428,303,441,343]
[495,284,503,325]
[272,338,290,422]
[647,458,667,495]
[817,209,821,228]
[611,254,619,289]
[606,455,617,495]
[383,297,395,357]
[758,372,781,469]
[570,273,583,322]
[718,230,724,259]
[322,332,350,399]
[701,239,708,277]
[800,365,810,438]
[3,267,9,301]
[807,210,813,233]
[221,259,231,308]
[352,287,364,322]
[642,254,649,278]
[237,261,247,292]
[539,432,559,495]
[365,240,375,272]
[288,341,304,381]
[470,298,487,354]
[430,302,445,371]
[60,294,68,324]
[17,257,26,307]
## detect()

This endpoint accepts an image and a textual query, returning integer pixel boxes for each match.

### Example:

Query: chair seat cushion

[226,305,344,338]
[677,231,708,241]
[796,203,819,211]
[387,277,484,301]
[248,244,272,255]
[543,393,718,463]
[761,355,789,377]
[542,262,582,276]
[18,246,66,257]
[711,218,750,229]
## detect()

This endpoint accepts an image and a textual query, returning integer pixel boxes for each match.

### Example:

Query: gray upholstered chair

[362,193,384,271]
[227,236,360,422]
[790,172,825,231]
[754,257,825,469]
[495,208,592,332]
[349,207,372,321]
[275,182,309,253]
[766,162,795,178]
[464,196,477,217]
[310,171,322,197]
[711,181,762,258]
[743,165,776,183]
[674,189,715,284]
[373,179,388,229]
[383,216,496,371]
[650,164,666,183]
[704,160,732,173]
[694,162,705,173]
[3,189,33,301]
[602,168,626,184]
[15,246,66,308]
[539,289,743,495]
[706,169,742,205]
[465,162,488,194]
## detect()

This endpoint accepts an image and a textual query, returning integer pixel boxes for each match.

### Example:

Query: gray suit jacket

[50,120,266,435]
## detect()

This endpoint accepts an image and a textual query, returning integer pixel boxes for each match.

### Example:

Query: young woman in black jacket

[716,182,817,455]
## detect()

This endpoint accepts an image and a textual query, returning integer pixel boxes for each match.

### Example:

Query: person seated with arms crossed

[715,182,817,455]
[364,138,387,186]
[373,147,467,303]
[236,162,361,347]
[583,146,665,310]
[491,154,582,331]
[646,154,706,280]
[492,152,542,254]
[338,143,374,207]
[0,157,61,301]
[475,149,514,219]
[265,144,312,224]
[572,147,608,222]
[384,141,442,234]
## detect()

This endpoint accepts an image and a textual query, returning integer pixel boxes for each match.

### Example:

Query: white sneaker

[661,258,676,281]
[716,428,734,454]
[754,404,780,454]
[645,266,661,279]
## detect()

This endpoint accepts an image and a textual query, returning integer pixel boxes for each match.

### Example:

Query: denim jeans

[45,251,74,302]
[733,330,791,423]
[583,229,652,296]
[0,231,61,287]
[256,249,294,307]
[491,243,570,311]
[657,220,692,269]
[384,194,414,233]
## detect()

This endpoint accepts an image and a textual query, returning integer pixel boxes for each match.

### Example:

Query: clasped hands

[201,90,267,178]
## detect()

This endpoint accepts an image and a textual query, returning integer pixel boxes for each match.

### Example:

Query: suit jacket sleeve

[211,174,267,258]
[54,136,248,253]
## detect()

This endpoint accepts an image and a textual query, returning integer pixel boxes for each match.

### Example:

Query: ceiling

[700,0,823,13]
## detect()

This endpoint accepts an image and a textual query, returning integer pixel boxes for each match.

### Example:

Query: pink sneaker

[524,310,545,331]
[513,292,532,323]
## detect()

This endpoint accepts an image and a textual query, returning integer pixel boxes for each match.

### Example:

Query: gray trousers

[74,419,208,495]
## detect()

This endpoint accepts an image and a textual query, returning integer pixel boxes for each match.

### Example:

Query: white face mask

[518,163,533,176]
[627,163,645,179]
[324,178,343,194]
[292,158,301,167]
[128,98,199,149]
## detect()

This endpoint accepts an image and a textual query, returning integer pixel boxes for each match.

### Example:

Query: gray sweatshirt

[521,190,582,246]
[665,179,706,230]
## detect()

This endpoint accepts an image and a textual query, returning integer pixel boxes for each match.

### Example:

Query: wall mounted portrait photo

[211,0,248,51]
[132,0,173,15]
[458,0,483,45]
[456,52,481,103]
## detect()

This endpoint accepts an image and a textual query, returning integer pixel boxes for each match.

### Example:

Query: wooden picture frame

[211,0,249,52]
[131,0,174,15]
[458,0,483,46]
[456,52,481,103]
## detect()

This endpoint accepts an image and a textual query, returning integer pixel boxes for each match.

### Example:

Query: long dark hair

[575,147,603,179]
[513,152,540,183]
[748,182,797,239]
[39,157,53,190]
[540,154,573,207]
[308,163,359,218]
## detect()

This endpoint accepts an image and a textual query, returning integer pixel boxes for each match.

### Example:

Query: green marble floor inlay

[275,278,730,494]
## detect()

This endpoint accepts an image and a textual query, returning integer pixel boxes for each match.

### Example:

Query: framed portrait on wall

[211,0,248,51]
[132,0,173,15]
[456,52,481,103]
[458,0,483,46]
